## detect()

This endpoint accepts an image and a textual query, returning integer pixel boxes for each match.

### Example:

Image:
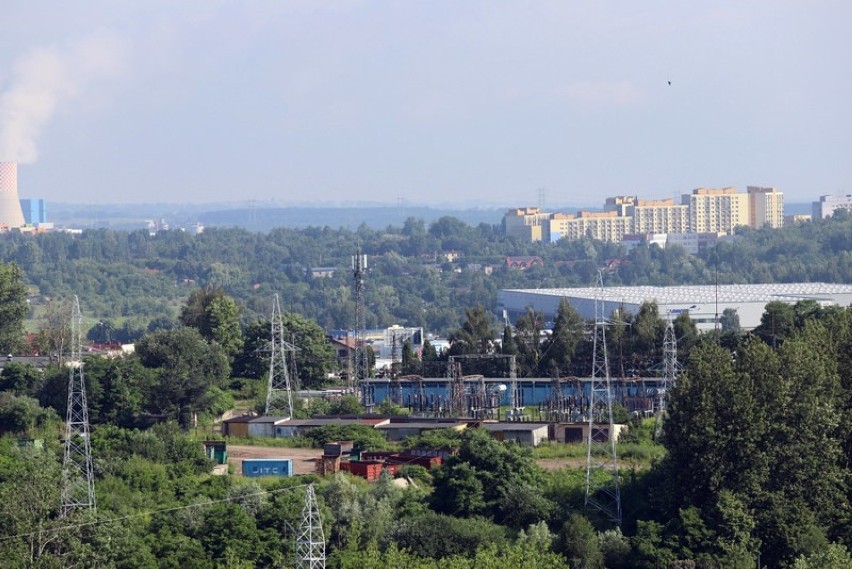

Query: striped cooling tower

[0,162,26,228]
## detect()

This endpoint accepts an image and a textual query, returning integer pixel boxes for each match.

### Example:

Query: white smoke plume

[0,33,125,163]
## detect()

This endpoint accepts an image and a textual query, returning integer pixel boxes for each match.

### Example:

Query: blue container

[242,458,294,478]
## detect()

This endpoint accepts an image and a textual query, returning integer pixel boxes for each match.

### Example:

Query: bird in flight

[668,80,672,86]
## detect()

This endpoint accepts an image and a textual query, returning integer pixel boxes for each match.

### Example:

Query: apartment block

[812,194,852,220]
[556,211,634,243]
[502,207,551,242]
[682,188,750,234]
[747,186,784,228]
[632,199,689,234]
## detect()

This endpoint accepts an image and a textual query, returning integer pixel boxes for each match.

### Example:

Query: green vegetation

[2,214,852,566]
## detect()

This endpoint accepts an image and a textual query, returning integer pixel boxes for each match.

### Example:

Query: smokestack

[0,162,26,228]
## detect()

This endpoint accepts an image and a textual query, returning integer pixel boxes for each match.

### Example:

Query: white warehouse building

[497,283,852,331]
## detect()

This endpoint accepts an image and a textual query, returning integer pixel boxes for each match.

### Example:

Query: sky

[0,1,849,207]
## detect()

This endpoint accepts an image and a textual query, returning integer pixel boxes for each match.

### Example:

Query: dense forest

[0,212,849,338]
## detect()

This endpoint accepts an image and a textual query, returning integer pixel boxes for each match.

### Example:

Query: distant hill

[46,202,591,232]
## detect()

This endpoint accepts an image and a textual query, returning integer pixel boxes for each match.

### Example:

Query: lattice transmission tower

[295,484,326,569]
[352,250,371,409]
[584,272,621,527]
[655,313,678,439]
[265,294,296,418]
[60,296,96,517]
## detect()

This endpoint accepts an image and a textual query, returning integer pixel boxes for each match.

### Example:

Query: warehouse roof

[502,282,852,305]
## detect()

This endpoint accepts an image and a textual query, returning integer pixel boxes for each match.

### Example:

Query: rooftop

[502,283,852,306]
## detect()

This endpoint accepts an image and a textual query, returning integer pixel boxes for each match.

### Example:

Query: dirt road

[227,445,324,476]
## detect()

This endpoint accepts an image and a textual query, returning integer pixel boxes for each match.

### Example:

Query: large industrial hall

[497,283,852,331]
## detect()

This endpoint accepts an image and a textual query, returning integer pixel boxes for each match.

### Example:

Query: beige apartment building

[747,186,784,229]
[632,199,689,234]
[683,188,750,234]
[553,211,634,243]
[502,207,551,242]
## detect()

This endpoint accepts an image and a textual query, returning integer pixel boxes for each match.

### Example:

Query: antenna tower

[295,484,326,569]
[60,296,96,517]
[584,271,622,526]
[352,250,371,408]
[265,294,295,418]
[655,313,678,439]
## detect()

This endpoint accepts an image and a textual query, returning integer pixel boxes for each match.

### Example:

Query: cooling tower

[0,162,26,228]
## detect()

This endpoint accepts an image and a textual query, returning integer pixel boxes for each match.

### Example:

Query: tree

[401,339,418,375]
[554,514,604,569]
[37,298,71,363]
[0,393,58,435]
[430,428,550,526]
[0,262,27,353]
[793,543,852,569]
[136,327,229,428]
[720,308,741,333]
[179,288,243,359]
[514,306,544,376]
[753,301,796,348]
[235,313,335,389]
[540,299,584,374]
[448,306,495,356]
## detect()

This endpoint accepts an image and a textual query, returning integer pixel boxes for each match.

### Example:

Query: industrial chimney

[0,162,26,228]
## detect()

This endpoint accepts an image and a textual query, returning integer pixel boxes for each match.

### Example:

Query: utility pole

[265,294,295,418]
[585,271,622,527]
[60,296,96,517]
[295,484,326,569]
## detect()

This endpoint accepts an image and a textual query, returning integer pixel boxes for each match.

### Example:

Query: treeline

[0,212,850,336]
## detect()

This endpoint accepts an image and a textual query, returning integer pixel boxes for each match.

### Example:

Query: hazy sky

[1,1,849,206]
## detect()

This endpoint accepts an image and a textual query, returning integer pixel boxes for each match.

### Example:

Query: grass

[533,440,666,466]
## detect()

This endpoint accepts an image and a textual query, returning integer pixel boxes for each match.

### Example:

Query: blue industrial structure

[242,458,294,478]
[19,198,47,224]
[361,377,662,415]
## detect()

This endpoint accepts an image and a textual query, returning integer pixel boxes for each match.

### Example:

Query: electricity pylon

[60,296,96,517]
[352,250,371,409]
[655,313,678,439]
[295,484,326,569]
[265,294,295,418]
[584,272,621,526]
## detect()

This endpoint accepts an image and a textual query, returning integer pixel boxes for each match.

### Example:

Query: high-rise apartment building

[552,211,634,243]
[632,199,689,234]
[812,194,852,220]
[502,207,551,242]
[747,186,783,228]
[682,188,750,234]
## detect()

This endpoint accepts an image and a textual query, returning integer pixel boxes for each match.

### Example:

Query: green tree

[205,295,244,359]
[514,306,544,376]
[720,307,741,333]
[179,288,243,359]
[236,313,335,389]
[0,262,27,353]
[448,306,495,356]
[793,543,852,569]
[401,338,418,375]
[540,299,584,374]
[136,327,229,428]
[554,513,604,569]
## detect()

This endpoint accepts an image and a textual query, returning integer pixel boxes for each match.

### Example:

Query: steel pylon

[584,272,621,526]
[265,294,295,418]
[295,484,326,569]
[655,313,678,439]
[60,296,96,517]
